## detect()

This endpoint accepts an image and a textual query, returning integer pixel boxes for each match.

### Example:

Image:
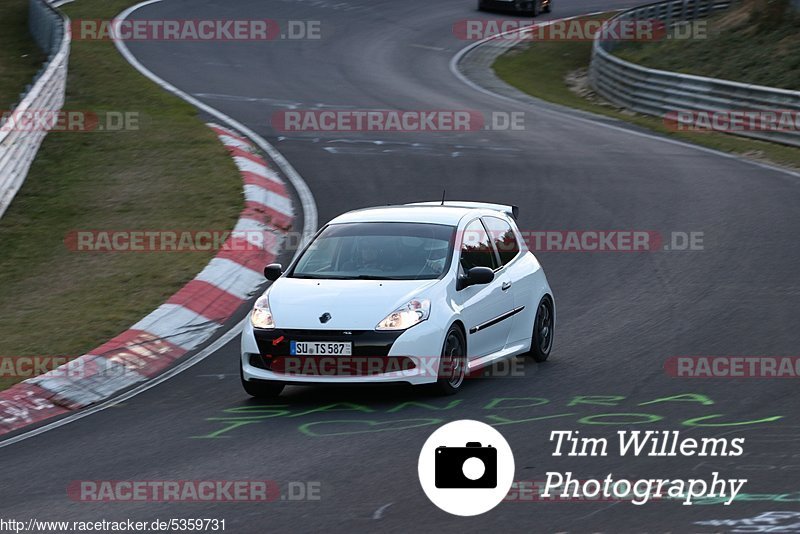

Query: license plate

[290,341,352,356]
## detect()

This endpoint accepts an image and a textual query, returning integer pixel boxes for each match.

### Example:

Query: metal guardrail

[0,0,70,219]
[589,0,800,147]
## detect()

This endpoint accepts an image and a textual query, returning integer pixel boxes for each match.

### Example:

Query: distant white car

[240,201,554,397]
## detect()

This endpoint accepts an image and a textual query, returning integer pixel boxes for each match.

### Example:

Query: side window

[483,216,520,266]
[460,219,498,271]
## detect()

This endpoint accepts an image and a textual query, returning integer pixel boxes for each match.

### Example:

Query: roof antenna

[440,189,446,206]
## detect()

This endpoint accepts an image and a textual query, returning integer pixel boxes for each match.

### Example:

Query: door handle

[501,281,512,291]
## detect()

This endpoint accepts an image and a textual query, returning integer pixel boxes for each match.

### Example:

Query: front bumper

[240,318,444,385]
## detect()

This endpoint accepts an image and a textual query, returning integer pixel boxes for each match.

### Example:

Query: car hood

[266,277,438,330]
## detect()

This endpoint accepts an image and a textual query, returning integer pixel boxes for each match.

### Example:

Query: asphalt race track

[3,0,800,532]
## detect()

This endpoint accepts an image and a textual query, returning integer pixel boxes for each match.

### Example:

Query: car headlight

[251,294,275,329]
[376,299,430,331]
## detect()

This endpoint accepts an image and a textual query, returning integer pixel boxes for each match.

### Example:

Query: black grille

[251,328,408,375]
[253,329,404,358]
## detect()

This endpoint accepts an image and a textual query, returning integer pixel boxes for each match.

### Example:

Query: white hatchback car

[240,201,554,397]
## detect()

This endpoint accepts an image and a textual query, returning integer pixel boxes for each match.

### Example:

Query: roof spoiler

[407,201,520,220]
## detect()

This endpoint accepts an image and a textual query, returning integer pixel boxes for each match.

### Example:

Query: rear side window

[460,219,498,271]
[483,216,520,266]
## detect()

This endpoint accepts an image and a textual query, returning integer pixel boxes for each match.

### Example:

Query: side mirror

[457,266,494,290]
[264,263,283,281]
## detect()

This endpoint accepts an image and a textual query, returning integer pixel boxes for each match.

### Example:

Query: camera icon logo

[418,420,515,516]
[435,442,497,489]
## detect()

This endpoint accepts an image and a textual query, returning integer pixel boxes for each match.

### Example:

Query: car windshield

[290,222,455,280]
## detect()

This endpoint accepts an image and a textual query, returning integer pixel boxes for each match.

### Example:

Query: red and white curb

[0,123,293,435]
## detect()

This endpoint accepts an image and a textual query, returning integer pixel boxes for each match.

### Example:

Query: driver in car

[357,243,385,271]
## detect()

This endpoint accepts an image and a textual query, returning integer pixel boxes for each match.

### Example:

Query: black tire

[542,0,551,13]
[526,296,554,362]
[433,326,468,395]
[240,362,284,398]
[477,0,485,12]
[530,0,541,17]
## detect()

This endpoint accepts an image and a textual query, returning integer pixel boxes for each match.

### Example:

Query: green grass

[617,0,800,89]
[0,0,47,111]
[0,0,243,389]
[492,14,800,169]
